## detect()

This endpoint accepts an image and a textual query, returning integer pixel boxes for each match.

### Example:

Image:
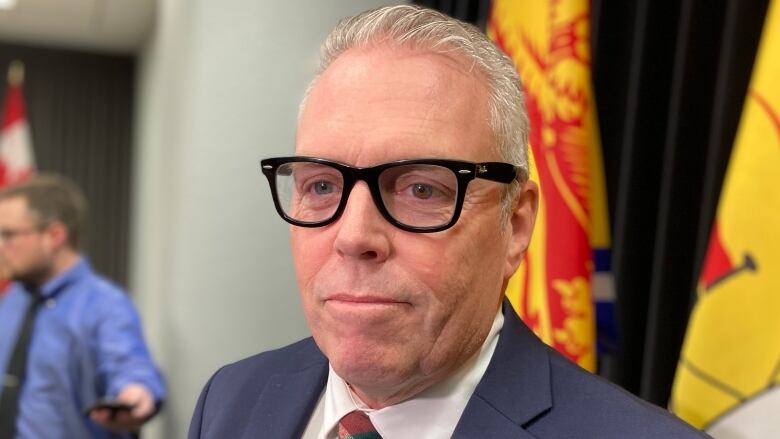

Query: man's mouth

[326,293,408,305]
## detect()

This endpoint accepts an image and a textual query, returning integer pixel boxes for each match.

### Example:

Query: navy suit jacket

[189,301,709,438]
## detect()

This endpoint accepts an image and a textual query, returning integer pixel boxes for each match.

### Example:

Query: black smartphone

[86,400,135,418]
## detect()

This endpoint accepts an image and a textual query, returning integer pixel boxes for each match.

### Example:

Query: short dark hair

[0,173,89,251]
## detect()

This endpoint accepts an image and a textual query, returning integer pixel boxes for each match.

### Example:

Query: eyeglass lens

[274,162,459,228]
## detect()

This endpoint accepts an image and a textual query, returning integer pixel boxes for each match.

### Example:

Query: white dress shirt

[301,308,504,439]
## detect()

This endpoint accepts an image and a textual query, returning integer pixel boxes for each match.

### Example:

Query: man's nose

[333,182,392,262]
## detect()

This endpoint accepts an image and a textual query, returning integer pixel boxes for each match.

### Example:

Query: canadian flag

[0,61,35,187]
[0,60,36,294]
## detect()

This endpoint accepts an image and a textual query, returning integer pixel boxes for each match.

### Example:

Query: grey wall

[131,1,405,437]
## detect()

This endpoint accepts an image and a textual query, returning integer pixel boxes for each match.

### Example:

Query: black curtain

[592,0,768,406]
[0,43,135,287]
[414,0,769,407]
[414,0,491,27]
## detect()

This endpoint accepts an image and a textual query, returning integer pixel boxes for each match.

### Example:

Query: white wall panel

[132,1,405,437]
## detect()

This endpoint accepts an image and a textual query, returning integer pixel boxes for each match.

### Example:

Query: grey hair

[300,5,530,219]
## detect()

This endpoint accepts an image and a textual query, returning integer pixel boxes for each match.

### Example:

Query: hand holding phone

[87,400,135,419]
[89,384,155,433]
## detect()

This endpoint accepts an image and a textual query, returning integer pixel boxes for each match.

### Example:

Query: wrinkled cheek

[411,254,444,279]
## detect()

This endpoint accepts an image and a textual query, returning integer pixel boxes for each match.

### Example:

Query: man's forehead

[0,196,33,224]
[316,44,485,98]
[0,195,28,210]
[296,44,495,164]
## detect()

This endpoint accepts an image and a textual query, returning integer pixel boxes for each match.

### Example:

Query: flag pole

[7,60,24,86]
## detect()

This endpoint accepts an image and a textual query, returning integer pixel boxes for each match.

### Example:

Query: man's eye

[411,183,434,199]
[312,181,335,194]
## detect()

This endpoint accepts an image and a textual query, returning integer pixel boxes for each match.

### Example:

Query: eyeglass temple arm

[475,162,527,183]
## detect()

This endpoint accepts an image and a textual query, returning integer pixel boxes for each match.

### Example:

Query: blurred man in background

[0,173,165,438]
[189,5,708,438]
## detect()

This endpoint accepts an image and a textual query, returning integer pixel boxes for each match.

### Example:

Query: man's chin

[329,345,410,384]
[333,362,415,408]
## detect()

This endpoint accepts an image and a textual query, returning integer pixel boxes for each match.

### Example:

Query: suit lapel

[454,300,553,436]
[239,302,552,437]
[241,346,328,439]
[452,396,541,438]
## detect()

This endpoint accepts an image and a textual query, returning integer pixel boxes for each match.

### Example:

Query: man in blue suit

[189,5,709,438]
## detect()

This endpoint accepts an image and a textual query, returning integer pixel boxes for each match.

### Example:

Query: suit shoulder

[536,353,709,438]
[190,337,326,438]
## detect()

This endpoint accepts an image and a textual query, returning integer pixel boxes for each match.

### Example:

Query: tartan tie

[338,410,382,439]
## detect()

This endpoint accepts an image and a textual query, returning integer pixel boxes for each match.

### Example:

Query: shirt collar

[319,307,504,438]
[37,256,87,299]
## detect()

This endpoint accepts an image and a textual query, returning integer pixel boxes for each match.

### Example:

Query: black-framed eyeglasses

[260,156,525,233]
[0,227,40,244]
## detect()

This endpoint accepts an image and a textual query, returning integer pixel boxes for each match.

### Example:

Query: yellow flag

[488,0,609,372]
[671,1,780,435]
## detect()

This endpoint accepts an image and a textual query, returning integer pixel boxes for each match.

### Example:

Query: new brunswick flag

[488,0,611,372]
[671,1,780,436]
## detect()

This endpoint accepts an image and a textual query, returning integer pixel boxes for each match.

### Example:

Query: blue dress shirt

[0,258,166,439]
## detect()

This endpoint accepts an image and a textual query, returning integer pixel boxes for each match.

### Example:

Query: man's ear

[504,180,539,280]
[41,221,70,251]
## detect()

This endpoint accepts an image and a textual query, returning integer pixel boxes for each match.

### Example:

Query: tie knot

[337,410,381,439]
[26,290,45,305]
[22,285,43,300]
